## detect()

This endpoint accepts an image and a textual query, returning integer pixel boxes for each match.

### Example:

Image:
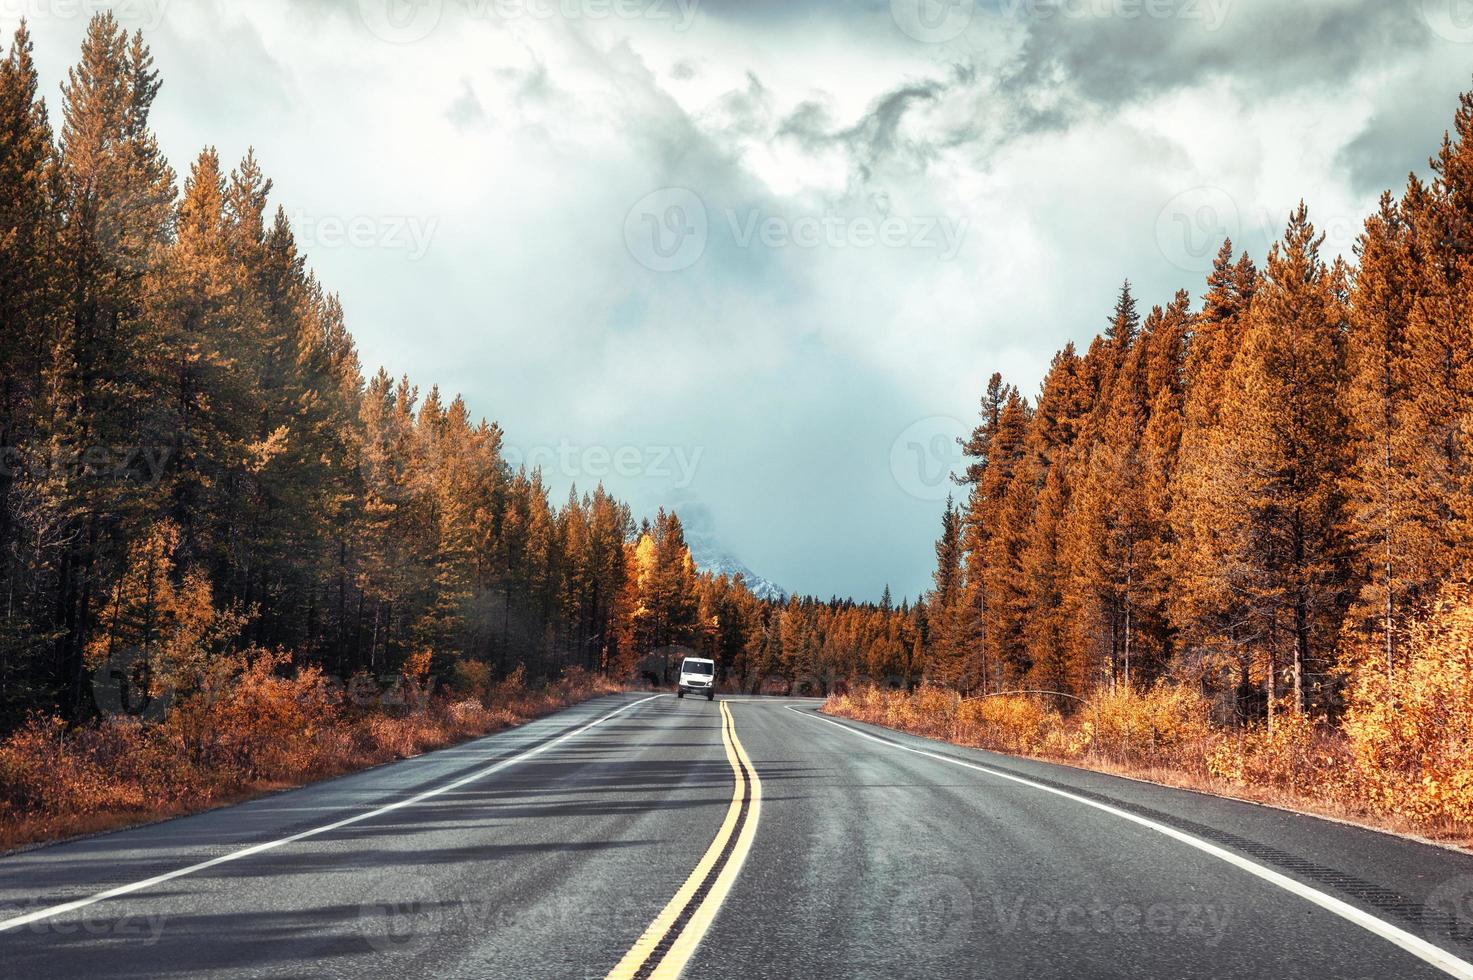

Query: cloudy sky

[11,0,1473,600]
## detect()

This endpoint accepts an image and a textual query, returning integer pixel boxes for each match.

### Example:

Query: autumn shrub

[1340,586,1473,826]
[1204,706,1347,800]
[828,686,1061,754]
[452,658,492,701]
[491,664,529,705]
[0,718,130,818]
[0,655,624,851]
[956,695,1059,755]
[1078,682,1214,767]
[826,687,903,733]
[823,689,869,725]
[902,686,959,739]
[171,652,342,781]
[556,666,593,698]
[447,697,491,728]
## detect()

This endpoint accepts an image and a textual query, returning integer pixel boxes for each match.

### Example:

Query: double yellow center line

[606,700,762,980]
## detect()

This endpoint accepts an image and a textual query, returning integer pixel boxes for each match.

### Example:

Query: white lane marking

[792,706,1473,980]
[0,695,666,934]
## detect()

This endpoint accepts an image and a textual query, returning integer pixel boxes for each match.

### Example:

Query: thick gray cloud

[1005,0,1430,106]
[6,0,1464,601]
[1337,66,1469,196]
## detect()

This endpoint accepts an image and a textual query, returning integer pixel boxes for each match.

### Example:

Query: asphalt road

[3,692,1473,979]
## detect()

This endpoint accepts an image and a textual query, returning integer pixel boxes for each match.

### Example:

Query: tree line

[18,16,1466,735]
[0,16,927,729]
[924,83,1473,726]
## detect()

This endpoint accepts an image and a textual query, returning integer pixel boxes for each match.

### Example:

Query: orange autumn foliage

[1341,585,1473,826]
[1079,683,1214,765]
[829,590,1473,841]
[0,654,621,851]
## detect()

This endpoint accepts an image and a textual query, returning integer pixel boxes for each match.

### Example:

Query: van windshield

[682,662,714,676]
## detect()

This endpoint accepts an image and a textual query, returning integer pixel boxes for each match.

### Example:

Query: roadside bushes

[1082,683,1214,767]
[826,588,1473,839]
[0,654,621,851]
[956,694,1060,755]
[170,653,341,782]
[1341,586,1473,827]
[827,686,1061,755]
[1205,706,1347,801]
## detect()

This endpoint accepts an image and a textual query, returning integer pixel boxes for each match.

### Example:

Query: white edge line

[0,694,666,934]
[790,705,1473,980]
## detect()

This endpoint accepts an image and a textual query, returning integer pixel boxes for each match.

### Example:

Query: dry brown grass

[824,679,1473,850]
[0,656,623,853]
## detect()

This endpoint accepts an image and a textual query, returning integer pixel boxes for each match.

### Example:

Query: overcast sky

[11,0,1473,600]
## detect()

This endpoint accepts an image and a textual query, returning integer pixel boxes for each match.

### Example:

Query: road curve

[2,693,1472,978]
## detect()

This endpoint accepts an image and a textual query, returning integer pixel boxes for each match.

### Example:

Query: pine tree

[1394,95,1473,605]
[964,387,1029,690]
[150,147,250,567]
[1343,188,1423,677]
[0,21,55,455]
[0,22,61,722]
[1135,291,1192,680]
[49,15,176,715]
[1171,240,1258,713]
[1065,285,1149,688]
[1019,345,1089,695]
[1208,204,1353,720]
[959,372,1013,486]
[928,496,963,685]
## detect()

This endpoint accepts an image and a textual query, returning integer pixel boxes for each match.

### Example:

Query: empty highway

[3,693,1473,978]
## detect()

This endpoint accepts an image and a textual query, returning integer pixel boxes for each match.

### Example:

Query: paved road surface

[3,693,1473,978]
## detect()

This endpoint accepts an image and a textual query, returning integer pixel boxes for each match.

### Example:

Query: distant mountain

[689,549,790,603]
[666,498,789,603]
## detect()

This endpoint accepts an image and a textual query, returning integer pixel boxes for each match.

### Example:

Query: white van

[677,657,716,701]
